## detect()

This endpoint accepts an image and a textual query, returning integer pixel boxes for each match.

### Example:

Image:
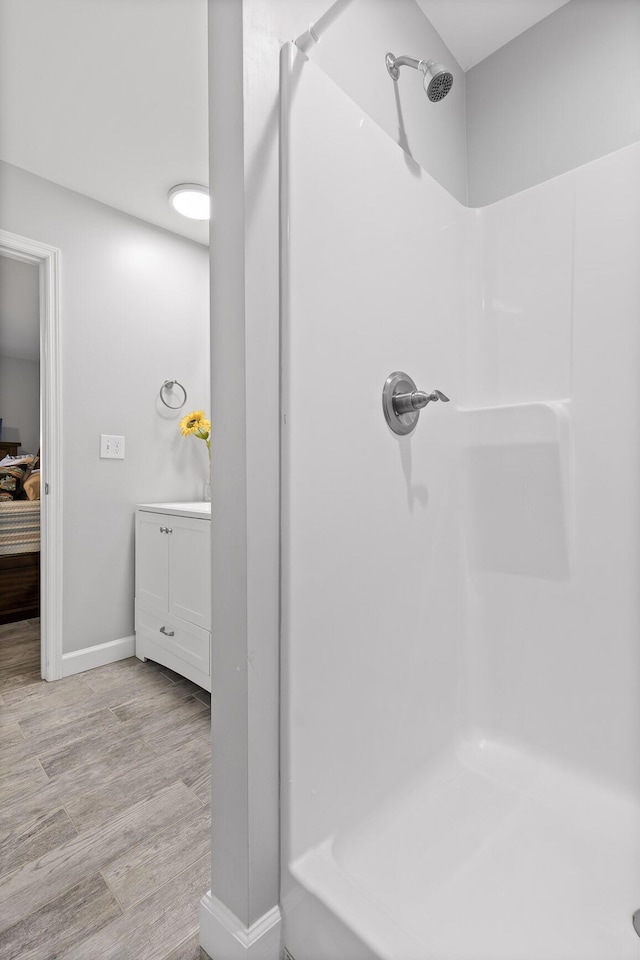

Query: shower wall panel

[464,142,640,797]
[567,142,640,792]
[281,46,468,864]
[464,175,574,407]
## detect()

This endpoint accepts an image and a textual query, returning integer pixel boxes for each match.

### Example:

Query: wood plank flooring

[0,618,212,960]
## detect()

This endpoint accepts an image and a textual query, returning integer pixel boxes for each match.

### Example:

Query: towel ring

[160,379,187,410]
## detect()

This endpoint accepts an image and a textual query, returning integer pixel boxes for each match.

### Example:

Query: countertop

[136,502,212,520]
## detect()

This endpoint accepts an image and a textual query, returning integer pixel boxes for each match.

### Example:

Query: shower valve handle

[383,372,450,436]
[393,388,450,416]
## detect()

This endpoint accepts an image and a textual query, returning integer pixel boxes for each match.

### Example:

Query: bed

[0,454,41,624]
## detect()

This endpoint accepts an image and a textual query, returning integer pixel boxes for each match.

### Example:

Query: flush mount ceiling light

[168,183,210,220]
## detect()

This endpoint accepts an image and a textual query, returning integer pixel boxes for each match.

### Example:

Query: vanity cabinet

[135,502,211,691]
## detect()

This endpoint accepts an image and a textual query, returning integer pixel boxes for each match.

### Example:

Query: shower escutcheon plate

[382,371,450,436]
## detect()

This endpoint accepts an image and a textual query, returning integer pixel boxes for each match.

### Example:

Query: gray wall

[0,355,40,455]
[0,161,210,654]
[466,0,640,206]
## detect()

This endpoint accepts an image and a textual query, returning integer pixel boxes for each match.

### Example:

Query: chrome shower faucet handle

[382,372,450,435]
[392,388,450,415]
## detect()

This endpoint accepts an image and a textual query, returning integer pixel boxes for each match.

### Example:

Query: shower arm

[385,54,426,80]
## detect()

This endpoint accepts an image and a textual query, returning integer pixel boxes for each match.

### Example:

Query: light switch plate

[100,434,125,459]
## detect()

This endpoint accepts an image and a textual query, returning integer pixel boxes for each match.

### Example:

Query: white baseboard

[61,635,135,677]
[199,891,281,960]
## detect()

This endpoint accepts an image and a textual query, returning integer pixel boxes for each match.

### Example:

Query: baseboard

[61,635,135,677]
[199,891,281,960]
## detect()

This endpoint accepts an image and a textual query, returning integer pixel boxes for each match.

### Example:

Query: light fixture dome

[168,183,210,221]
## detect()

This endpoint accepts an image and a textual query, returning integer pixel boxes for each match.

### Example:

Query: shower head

[419,60,454,102]
[385,53,454,103]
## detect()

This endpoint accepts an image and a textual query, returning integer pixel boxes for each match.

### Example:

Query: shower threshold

[292,736,640,960]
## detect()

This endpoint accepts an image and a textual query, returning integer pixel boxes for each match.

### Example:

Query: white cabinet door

[135,511,169,609]
[169,514,211,630]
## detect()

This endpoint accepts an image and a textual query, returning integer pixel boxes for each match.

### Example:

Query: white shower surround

[281,45,640,960]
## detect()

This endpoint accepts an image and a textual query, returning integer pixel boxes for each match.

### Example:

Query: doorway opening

[0,229,62,681]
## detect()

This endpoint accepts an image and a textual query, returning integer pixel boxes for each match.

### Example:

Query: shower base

[290,736,640,960]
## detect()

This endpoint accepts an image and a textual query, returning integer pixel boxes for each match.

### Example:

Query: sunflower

[180,410,211,438]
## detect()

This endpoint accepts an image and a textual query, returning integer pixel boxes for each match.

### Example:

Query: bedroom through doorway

[0,230,62,683]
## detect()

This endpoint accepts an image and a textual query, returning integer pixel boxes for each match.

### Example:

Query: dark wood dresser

[0,440,21,457]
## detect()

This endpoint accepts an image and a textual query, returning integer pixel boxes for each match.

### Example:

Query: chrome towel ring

[159,379,187,410]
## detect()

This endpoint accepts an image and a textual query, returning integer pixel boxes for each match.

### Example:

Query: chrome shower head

[419,60,454,102]
[385,52,454,103]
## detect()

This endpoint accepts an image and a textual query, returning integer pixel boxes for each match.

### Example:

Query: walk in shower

[279,17,640,960]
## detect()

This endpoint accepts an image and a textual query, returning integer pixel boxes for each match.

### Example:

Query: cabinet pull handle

[159,626,175,637]
[166,527,173,534]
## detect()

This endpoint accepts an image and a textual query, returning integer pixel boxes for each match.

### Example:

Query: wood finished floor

[0,618,212,960]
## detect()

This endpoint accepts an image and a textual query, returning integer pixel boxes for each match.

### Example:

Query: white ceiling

[0,256,40,362]
[0,0,570,249]
[416,0,571,71]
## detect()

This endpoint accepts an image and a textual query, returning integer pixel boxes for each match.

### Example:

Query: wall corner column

[200,1,281,957]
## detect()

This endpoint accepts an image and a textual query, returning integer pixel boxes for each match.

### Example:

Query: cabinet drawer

[136,605,210,675]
